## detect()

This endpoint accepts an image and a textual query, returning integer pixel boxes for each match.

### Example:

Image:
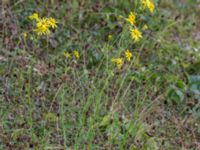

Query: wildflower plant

[29,13,57,36]
[125,0,155,43]
[3,0,197,149]
[110,0,156,69]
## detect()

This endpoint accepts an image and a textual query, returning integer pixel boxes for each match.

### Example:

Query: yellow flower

[148,1,155,13]
[111,58,124,69]
[130,28,142,42]
[142,24,148,30]
[64,52,71,58]
[23,32,27,38]
[108,34,113,41]
[141,0,155,13]
[73,50,80,59]
[34,19,50,36]
[126,12,136,25]
[46,17,57,29]
[29,13,39,21]
[125,50,133,62]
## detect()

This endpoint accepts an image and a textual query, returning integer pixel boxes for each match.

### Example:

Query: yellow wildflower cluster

[64,50,80,60]
[112,50,133,69]
[124,0,155,42]
[29,13,57,36]
[125,11,142,42]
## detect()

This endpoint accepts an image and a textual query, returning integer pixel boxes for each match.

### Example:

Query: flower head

[34,18,50,36]
[64,52,71,58]
[125,50,133,62]
[46,17,57,29]
[126,12,136,25]
[29,13,40,21]
[73,50,80,59]
[141,0,155,13]
[111,58,124,69]
[130,28,142,42]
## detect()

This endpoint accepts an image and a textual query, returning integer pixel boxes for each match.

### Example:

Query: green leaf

[167,86,184,103]
[175,79,187,90]
[188,75,200,95]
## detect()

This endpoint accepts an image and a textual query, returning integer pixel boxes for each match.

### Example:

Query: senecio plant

[29,13,57,36]
[28,13,80,61]
[111,0,155,69]
[28,0,155,69]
